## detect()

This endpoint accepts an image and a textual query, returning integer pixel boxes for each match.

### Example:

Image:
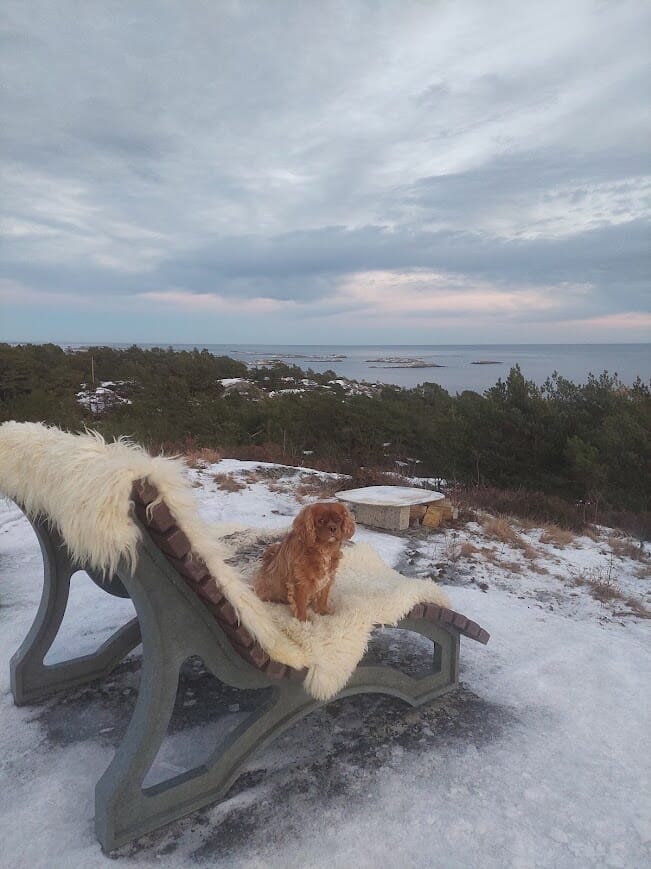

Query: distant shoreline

[4,340,648,394]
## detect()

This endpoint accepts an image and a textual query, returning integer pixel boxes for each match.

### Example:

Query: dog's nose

[329,524,337,534]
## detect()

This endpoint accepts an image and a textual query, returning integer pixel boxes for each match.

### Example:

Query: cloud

[566,311,651,331]
[1,0,650,343]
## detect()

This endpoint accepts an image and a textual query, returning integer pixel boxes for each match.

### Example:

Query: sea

[66,343,650,395]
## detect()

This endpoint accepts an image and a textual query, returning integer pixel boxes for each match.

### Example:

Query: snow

[76,385,132,414]
[336,485,445,506]
[1,463,650,868]
[268,388,305,396]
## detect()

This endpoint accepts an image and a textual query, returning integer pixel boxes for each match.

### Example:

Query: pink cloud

[333,269,576,319]
[567,311,651,330]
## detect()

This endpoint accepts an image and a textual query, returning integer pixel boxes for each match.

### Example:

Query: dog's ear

[340,505,356,539]
[293,505,317,546]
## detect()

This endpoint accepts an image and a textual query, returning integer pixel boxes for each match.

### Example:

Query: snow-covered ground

[1,460,649,869]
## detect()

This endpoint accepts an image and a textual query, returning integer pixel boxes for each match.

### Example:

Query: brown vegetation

[607,533,649,562]
[479,546,501,565]
[340,467,407,490]
[573,559,650,617]
[539,524,577,548]
[184,447,223,469]
[214,442,297,465]
[501,560,523,574]
[479,514,538,560]
[456,485,589,531]
[459,541,478,559]
[213,472,246,493]
[295,474,344,502]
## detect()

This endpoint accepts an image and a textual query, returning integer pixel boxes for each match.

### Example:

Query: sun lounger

[2,423,489,851]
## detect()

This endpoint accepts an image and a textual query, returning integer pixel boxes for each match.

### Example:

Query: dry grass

[436,532,484,563]
[479,546,501,565]
[459,541,479,559]
[479,514,538,560]
[514,516,540,533]
[480,515,523,546]
[475,543,548,575]
[184,447,223,469]
[213,472,246,493]
[240,468,292,495]
[621,599,651,619]
[340,467,406,490]
[607,533,649,563]
[539,524,577,549]
[266,480,291,494]
[572,558,650,617]
[633,564,651,579]
[295,474,343,502]
[474,546,528,575]
[455,505,478,524]
[529,561,550,575]
[220,443,296,465]
[501,560,523,574]
[456,484,589,531]
[246,465,300,481]
[589,577,620,604]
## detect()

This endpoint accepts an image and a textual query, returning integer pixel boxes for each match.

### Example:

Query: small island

[384,361,445,368]
[366,357,445,368]
[471,360,503,365]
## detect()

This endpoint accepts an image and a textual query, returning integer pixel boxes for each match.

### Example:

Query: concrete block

[352,502,411,531]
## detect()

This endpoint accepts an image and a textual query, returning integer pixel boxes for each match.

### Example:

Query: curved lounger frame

[9,481,489,851]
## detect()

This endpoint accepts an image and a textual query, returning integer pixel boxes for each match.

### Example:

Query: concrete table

[336,486,445,532]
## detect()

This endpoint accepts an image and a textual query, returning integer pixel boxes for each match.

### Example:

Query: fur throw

[0,422,450,701]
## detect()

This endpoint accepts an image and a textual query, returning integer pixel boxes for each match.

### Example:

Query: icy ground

[1,460,650,869]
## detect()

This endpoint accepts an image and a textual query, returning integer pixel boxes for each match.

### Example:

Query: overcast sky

[1,0,650,345]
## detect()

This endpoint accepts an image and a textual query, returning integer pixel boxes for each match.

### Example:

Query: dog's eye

[317,518,325,525]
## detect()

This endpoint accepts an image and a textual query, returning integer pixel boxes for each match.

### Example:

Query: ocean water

[68,343,650,394]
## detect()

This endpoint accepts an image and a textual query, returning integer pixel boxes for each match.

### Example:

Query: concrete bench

[8,479,488,851]
[336,485,446,531]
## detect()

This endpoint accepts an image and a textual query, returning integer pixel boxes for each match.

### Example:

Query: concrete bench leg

[96,673,321,851]
[10,516,141,705]
[92,545,316,850]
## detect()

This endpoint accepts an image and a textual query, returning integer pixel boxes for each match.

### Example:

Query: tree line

[1,343,649,515]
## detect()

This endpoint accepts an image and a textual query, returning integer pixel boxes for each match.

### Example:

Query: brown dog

[254,502,356,620]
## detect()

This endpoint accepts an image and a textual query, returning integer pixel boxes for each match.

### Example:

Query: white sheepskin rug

[0,421,450,701]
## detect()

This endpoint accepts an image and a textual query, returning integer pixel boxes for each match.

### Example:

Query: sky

[1,0,650,345]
